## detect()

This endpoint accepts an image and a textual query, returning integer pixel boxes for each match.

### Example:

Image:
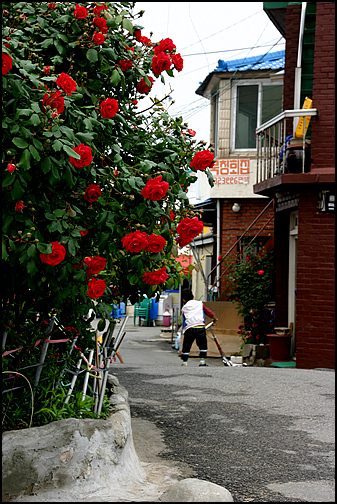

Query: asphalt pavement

[107,316,335,503]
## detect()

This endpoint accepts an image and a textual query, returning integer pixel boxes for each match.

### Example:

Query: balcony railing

[255,108,318,184]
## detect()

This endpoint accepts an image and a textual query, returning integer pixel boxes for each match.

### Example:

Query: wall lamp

[232,202,241,213]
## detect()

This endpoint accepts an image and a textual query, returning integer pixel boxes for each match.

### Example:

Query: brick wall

[310,2,335,169]
[296,191,335,369]
[284,4,301,136]
[218,199,274,294]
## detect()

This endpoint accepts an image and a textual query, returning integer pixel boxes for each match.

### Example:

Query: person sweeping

[180,288,217,366]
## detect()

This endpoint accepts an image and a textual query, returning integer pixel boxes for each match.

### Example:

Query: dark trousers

[181,327,207,362]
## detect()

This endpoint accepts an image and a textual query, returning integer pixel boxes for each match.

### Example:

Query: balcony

[254,108,319,196]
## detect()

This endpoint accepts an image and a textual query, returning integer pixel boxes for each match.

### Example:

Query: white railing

[255,108,318,183]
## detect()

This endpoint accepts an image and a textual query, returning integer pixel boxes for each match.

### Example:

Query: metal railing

[256,108,318,183]
[205,199,274,301]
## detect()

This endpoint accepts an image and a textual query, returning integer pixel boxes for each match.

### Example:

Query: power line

[182,40,285,58]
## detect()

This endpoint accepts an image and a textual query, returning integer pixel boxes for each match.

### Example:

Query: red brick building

[254,2,335,369]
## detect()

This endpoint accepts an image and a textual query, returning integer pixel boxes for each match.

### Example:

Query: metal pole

[82,349,94,401]
[64,358,82,403]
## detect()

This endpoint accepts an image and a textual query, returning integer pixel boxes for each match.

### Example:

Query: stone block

[159,478,234,502]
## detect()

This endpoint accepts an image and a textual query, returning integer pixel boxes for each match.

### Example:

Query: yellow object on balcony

[294,97,313,138]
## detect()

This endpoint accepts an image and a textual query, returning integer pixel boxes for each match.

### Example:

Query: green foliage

[2,3,214,353]
[226,248,275,345]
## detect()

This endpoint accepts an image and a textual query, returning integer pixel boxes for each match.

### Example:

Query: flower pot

[267,333,292,361]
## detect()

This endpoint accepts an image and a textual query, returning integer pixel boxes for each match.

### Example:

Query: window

[232,81,283,150]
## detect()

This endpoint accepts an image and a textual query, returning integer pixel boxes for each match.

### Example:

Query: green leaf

[73,269,86,282]
[86,48,98,63]
[122,18,134,33]
[60,126,76,142]
[63,165,74,189]
[2,216,14,234]
[40,38,54,48]
[52,140,63,152]
[2,173,15,188]
[27,259,38,276]
[32,138,44,151]
[2,243,9,261]
[37,242,52,254]
[29,113,41,127]
[11,179,25,200]
[29,144,41,161]
[12,137,28,149]
[27,244,36,258]
[110,69,121,86]
[41,157,52,173]
[55,15,72,23]
[63,144,81,159]
[68,239,76,256]
[31,102,42,114]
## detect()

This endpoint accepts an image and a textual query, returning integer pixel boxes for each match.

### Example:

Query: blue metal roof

[214,50,285,73]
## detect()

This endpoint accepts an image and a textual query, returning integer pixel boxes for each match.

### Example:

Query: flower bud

[26,232,32,238]
[31,227,36,231]
[18,230,23,235]
[34,239,39,243]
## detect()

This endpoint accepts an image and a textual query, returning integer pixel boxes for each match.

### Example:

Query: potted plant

[225,246,275,363]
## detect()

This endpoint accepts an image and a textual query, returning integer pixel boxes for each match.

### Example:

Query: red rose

[93,32,105,45]
[42,90,65,114]
[134,30,142,42]
[2,53,12,75]
[137,76,154,94]
[258,270,264,275]
[100,98,118,118]
[171,53,184,72]
[118,59,133,72]
[84,256,107,277]
[43,66,51,75]
[79,229,88,237]
[15,201,24,212]
[48,3,56,8]
[121,231,148,253]
[176,217,204,247]
[154,38,176,55]
[7,163,16,173]
[93,17,107,31]
[170,210,175,221]
[151,52,171,76]
[132,100,138,105]
[74,4,88,18]
[56,73,77,95]
[140,36,151,46]
[141,176,169,201]
[93,4,107,15]
[190,149,215,171]
[40,241,66,266]
[145,234,166,253]
[142,267,169,286]
[84,184,101,203]
[87,278,106,299]
[69,143,93,168]
[188,129,196,136]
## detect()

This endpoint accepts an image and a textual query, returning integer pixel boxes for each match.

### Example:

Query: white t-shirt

[181,300,205,333]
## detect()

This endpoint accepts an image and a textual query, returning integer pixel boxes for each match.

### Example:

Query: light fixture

[232,202,241,213]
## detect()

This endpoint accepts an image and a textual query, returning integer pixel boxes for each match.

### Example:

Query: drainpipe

[293,2,307,131]
[216,198,221,298]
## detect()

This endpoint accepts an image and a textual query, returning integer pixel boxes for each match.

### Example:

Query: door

[288,211,298,356]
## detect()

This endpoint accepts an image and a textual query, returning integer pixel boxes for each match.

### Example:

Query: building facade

[191,51,284,302]
[253,2,335,369]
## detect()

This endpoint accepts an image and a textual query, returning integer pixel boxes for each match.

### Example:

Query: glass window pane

[262,85,283,124]
[235,85,258,149]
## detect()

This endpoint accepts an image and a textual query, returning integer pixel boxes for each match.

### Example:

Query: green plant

[2,2,216,427]
[2,1,214,349]
[227,247,275,345]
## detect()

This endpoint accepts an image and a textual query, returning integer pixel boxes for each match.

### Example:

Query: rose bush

[2,2,215,391]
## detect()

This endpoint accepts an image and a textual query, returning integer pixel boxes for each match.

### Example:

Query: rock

[2,377,146,502]
[158,478,234,502]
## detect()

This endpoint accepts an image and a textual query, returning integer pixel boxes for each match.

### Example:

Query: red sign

[210,159,250,184]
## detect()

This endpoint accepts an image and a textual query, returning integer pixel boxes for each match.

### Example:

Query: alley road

[108,317,335,502]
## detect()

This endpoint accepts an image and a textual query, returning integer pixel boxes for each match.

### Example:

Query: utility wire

[188,2,210,73]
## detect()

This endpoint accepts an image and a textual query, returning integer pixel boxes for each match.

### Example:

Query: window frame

[230,79,283,153]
